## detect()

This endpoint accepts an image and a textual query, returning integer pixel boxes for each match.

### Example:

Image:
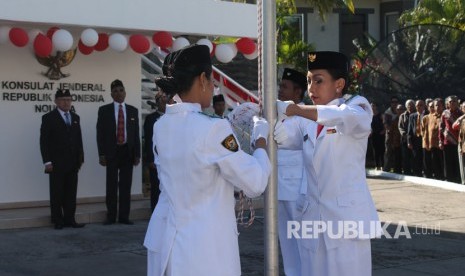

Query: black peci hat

[307,51,349,78]
[172,44,211,70]
[213,94,225,104]
[110,79,124,90]
[55,89,71,99]
[282,68,307,91]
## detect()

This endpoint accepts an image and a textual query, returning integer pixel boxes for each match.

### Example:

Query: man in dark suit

[407,99,426,176]
[40,89,85,230]
[97,79,141,225]
[143,91,173,211]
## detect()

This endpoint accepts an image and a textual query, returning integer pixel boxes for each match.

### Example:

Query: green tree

[399,0,465,30]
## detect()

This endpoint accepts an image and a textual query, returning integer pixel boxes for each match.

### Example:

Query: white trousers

[300,237,372,276]
[278,200,301,276]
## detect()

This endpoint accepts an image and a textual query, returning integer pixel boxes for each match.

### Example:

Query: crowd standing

[370,95,465,184]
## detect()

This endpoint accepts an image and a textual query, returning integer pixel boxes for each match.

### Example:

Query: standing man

[277,67,308,276]
[407,99,426,176]
[382,96,399,172]
[143,91,171,211]
[399,99,415,175]
[40,89,85,230]
[97,79,141,225]
[212,94,226,118]
[439,96,462,183]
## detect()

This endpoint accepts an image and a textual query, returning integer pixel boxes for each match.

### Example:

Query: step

[0,199,152,230]
[0,196,264,230]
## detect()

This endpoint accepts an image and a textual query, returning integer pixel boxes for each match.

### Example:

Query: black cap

[172,44,211,70]
[111,79,124,90]
[213,94,225,104]
[55,89,71,99]
[282,68,307,91]
[307,51,349,78]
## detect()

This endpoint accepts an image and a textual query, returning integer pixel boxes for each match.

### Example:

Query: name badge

[326,128,337,134]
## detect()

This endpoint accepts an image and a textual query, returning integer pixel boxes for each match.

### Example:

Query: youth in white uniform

[277,68,308,276]
[143,45,271,276]
[275,51,381,276]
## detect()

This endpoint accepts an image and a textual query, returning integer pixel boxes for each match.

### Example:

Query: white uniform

[277,107,308,276]
[144,103,271,276]
[281,96,381,276]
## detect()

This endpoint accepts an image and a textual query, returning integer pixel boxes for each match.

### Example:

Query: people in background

[40,89,85,230]
[398,99,415,175]
[407,100,426,176]
[143,91,173,212]
[212,94,226,118]
[97,79,141,225]
[370,103,385,170]
[439,95,462,183]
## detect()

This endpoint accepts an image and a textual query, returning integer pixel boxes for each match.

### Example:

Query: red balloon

[130,34,150,54]
[46,27,60,39]
[78,40,93,55]
[94,33,109,51]
[34,34,53,57]
[9,27,29,47]
[152,31,173,49]
[236,37,255,55]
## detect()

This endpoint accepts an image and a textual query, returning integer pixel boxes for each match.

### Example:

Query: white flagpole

[259,0,279,275]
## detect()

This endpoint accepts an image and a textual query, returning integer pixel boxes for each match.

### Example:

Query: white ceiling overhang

[0,0,258,38]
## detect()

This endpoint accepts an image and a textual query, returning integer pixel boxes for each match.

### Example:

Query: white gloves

[276,100,293,122]
[251,116,269,145]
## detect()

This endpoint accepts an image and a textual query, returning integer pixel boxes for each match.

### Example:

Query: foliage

[399,0,465,30]
[277,0,314,72]
[347,35,378,94]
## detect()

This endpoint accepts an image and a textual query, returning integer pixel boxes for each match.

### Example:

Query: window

[385,12,400,36]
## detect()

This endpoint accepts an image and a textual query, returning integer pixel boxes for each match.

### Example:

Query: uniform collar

[324,97,344,106]
[166,102,202,114]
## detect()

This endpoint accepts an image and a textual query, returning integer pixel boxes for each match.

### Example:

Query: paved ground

[1,177,464,275]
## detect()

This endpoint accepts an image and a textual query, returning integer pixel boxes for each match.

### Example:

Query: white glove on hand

[276,100,293,122]
[251,116,269,145]
[273,120,289,144]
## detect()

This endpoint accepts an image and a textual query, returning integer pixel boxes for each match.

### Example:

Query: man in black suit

[407,99,426,176]
[143,91,172,211]
[40,89,85,230]
[97,79,141,225]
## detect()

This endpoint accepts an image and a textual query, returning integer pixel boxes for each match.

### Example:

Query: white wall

[302,0,380,51]
[0,38,142,204]
[0,0,258,38]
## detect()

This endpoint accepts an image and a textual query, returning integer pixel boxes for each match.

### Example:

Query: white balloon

[52,29,73,51]
[244,43,258,60]
[197,38,213,53]
[172,37,190,51]
[0,26,11,44]
[215,44,235,63]
[227,43,238,57]
[81,28,99,47]
[109,33,128,52]
[28,29,42,43]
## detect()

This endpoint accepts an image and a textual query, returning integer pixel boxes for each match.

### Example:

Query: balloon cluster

[0,26,258,62]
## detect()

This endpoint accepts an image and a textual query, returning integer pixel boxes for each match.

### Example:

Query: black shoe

[118,219,134,225]
[54,223,64,230]
[103,219,115,225]
[65,222,86,228]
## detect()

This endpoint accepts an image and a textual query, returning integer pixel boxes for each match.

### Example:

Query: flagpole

[260,0,279,275]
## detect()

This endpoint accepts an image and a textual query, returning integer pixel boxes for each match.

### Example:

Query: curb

[366,169,465,192]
